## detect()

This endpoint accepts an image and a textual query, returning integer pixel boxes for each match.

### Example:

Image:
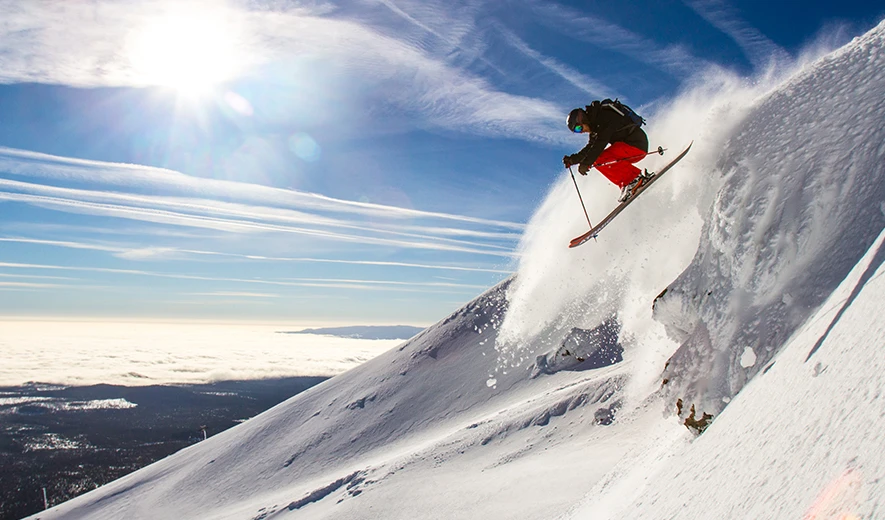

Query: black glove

[562,155,572,168]
[578,163,589,175]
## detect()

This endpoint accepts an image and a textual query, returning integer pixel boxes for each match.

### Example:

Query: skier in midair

[562,100,652,202]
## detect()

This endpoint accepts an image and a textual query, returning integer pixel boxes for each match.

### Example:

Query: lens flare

[288,133,321,162]
[802,469,861,520]
[224,91,254,116]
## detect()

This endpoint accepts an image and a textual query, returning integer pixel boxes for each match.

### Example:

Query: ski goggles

[571,124,584,133]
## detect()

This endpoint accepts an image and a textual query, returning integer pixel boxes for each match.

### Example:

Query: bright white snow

[29,19,885,520]
[566,227,885,520]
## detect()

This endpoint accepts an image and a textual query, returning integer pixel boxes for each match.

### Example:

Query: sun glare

[128,7,243,96]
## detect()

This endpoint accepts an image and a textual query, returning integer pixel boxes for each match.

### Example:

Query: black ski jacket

[567,102,649,168]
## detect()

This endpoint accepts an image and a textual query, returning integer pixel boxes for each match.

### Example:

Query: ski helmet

[566,108,585,133]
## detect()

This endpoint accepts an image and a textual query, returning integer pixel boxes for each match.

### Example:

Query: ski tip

[568,234,597,248]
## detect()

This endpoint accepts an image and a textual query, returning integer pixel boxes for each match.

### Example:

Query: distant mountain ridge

[279,325,425,340]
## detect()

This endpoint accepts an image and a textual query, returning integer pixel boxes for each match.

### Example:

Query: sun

[127,6,243,96]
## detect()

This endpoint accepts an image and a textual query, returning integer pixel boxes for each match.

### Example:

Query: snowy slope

[32,19,885,520]
[655,20,885,419]
[33,282,640,520]
[566,228,885,519]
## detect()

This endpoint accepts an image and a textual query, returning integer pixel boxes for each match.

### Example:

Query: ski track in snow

[28,19,885,520]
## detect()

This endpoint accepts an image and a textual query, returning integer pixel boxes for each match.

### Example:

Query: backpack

[600,98,645,127]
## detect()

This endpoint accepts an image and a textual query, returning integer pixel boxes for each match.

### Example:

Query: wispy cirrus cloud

[366,0,481,51]
[0,147,521,257]
[0,261,489,294]
[0,182,516,257]
[0,237,122,254]
[0,147,524,230]
[526,0,710,80]
[684,0,790,69]
[0,281,60,289]
[0,1,563,142]
[0,272,76,281]
[353,0,504,75]
[187,291,280,298]
[232,255,513,274]
[0,237,513,274]
[494,23,613,98]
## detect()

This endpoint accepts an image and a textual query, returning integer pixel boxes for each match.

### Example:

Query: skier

[562,100,652,202]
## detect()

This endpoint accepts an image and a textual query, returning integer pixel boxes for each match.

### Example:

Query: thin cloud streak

[0,237,123,254]
[238,255,513,274]
[527,1,710,80]
[685,0,791,69]
[245,5,566,142]
[280,277,489,289]
[0,271,78,281]
[0,262,489,294]
[365,0,502,74]
[0,179,518,250]
[0,188,516,257]
[494,23,612,98]
[0,281,61,288]
[0,146,523,256]
[0,147,525,230]
[374,0,459,44]
[187,292,280,298]
[170,298,275,306]
[0,237,514,274]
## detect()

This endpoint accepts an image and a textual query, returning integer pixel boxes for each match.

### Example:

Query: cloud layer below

[0,319,399,386]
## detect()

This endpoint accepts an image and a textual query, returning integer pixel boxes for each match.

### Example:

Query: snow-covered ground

[30,19,885,520]
[566,227,885,519]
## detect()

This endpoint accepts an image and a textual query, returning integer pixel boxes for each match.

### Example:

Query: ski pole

[568,165,594,231]
[593,146,665,169]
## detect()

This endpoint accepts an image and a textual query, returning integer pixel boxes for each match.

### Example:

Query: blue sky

[0,0,882,325]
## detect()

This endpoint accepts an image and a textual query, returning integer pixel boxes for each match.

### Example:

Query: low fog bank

[1,320,399,387]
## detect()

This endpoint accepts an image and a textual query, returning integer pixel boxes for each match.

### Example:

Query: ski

[568,142,693,248]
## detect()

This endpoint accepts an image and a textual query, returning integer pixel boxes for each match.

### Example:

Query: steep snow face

[656,20,885,417]
[566,229,885,520]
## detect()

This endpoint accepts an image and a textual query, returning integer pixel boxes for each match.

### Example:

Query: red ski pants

[594,142,646,188]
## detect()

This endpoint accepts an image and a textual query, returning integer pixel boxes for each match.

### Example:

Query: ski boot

[618,170,655,203]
